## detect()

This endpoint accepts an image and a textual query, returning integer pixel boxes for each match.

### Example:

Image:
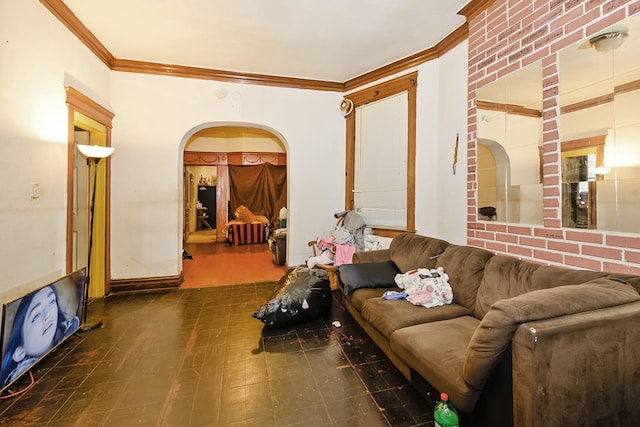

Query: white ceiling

[62,0,470,82]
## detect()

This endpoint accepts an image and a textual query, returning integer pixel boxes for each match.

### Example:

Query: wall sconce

[340,98,354,117]
[76,144,114,332]
[590,31,628,52]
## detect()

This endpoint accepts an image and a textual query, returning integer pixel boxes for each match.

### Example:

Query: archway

[178,122,289,287]
[477,138,510,222]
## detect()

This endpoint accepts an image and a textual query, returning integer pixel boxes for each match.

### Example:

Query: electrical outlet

[31,183,40,199]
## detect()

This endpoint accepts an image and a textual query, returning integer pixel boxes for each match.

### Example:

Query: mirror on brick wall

[559,13,640,233]
[476,61,544,225]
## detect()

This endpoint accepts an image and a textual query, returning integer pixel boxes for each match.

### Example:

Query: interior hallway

[0,282,435,426]
[181,231,288,288]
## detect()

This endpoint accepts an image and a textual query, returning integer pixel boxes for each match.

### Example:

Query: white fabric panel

[354,92,408,228]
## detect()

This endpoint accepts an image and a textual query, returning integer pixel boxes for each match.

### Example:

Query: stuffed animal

[234,205,269,224]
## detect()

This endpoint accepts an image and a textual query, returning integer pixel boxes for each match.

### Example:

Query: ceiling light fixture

[589,31,628,52]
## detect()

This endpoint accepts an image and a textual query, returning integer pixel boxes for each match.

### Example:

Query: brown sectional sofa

[337,233,640,426]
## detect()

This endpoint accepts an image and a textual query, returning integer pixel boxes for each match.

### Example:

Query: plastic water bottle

[434,392,459,427]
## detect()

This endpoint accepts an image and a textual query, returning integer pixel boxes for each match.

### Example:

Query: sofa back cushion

[463,278,640,391]
[436,245,494,312]
[474,256,616,318]
[389,233,450,273]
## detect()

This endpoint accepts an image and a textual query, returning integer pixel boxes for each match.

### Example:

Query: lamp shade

[77,144,114,159]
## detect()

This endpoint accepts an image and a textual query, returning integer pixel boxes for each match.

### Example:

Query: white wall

[1,0,470,292]
[0,0,111,294]
[109,72,345,277]
[412,41,469,244]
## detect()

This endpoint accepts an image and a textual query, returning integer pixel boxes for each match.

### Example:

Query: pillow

[338,261,400,295]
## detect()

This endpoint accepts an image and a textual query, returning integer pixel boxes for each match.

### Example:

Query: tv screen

[0,268,85,391]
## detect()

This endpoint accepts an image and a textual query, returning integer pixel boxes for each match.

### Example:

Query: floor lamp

[77,144,114,332]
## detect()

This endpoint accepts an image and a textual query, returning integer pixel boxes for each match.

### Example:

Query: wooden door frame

[65,87,114,294]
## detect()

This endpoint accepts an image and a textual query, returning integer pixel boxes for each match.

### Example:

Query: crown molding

[344,22,468,91]
[111,59,344,91]
[42,0,493,92]
[458,0,498,21]
[39,0,114,68]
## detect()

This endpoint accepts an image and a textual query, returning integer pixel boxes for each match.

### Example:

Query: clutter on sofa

[306,211,381,269]
[252,267,332,328]
[336,233,640,427]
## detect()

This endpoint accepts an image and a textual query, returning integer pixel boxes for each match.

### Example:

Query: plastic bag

[253,267,332,327]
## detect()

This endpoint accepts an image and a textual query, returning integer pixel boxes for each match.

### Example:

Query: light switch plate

[31,182,40,199]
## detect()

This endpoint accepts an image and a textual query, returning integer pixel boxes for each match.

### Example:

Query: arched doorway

[179,123,289,287]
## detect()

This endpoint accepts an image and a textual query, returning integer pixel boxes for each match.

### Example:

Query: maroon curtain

[229,163,286,223]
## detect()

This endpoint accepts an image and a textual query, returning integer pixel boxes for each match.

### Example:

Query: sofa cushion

[338,261,400,295]
[388,233,450,273]
[475,256,620,318]
[389,316,481,413]
[344,287,397,311]
[464,278,640,391]
[436,245,494,312]
[360,298,471,339]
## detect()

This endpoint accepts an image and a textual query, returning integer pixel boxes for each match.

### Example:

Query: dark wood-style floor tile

[0,283,434,426]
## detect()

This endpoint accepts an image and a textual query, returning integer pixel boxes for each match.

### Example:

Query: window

[345,73,417,235]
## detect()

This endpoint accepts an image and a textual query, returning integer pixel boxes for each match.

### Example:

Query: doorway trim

[65,87,114,295]
[178,121,290,254]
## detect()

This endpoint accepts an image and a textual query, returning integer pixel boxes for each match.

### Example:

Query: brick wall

[467,0,640,274]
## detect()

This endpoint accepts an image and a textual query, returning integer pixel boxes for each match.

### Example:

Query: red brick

[486,223,507,232]
[548,240,580,253]
[544,219,562,228]
[520,236,547,248]
[535,228,564,239]
[586,9,626,35]
[624,250,640,264]
[486,241,507,253]
[606,235,640,249]
[496,233,519,243]
[476,231,496,240]
[565,255,601,270]
[468,239,486,249]
[582,245,623,260]
[507,225,532,236]
[550,6,584,31]
[603,262,640,275]
[534,249,564,263]
[565,230,603,244]
[507,245,533,258]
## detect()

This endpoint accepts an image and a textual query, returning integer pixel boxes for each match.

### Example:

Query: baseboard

[109,273,183,292]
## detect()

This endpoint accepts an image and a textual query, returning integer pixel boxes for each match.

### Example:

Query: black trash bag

[253,267,332,328]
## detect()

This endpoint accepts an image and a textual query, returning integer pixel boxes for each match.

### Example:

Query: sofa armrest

[463,278,639,391]
[512,300,640,426]
[352,248,390,264]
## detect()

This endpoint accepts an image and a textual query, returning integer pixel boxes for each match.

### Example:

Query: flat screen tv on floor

[0,268,85,392]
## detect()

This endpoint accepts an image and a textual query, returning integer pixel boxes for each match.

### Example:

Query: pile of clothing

[383,267,453,308]
[307,211,381,268]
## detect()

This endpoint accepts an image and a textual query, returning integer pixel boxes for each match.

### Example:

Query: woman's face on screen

[21,287,59,357]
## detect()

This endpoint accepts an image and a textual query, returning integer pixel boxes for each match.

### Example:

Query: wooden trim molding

[345,23,468,91]
[109,274,182,292]
[42,1,480,92]
[65,87,115,127]
[111,59,345,92]
[345,72,417,231]
[458,0,498,21]
[477,100,542,118]
[184,151,286,166]
[39,0,114,68]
